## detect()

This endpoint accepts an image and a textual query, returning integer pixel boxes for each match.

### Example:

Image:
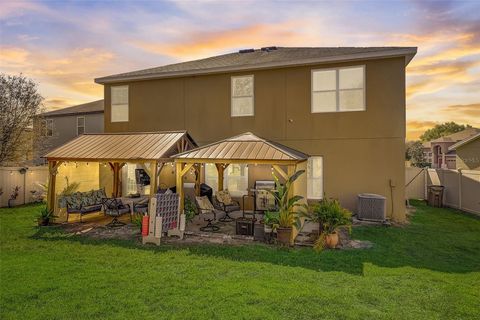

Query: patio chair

[102,198,131,228]
[214,190,240,222]
[133,198,149,214]
[195,196,225,232]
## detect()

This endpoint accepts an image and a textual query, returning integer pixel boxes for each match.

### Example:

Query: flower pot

[324,232,339,249]
[254,223,265,241]
[276,227,292,246]
[37,218,49,226]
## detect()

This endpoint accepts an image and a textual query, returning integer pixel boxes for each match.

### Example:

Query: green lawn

[1,201,479,320]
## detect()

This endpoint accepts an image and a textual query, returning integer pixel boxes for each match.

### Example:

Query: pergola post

[194,165,201,196]
[288,164,299,245]
[176,162,194,214]
[109,162,125,198]
[46,160,63,213]
[150,161,158,197]
[215,163,228,192]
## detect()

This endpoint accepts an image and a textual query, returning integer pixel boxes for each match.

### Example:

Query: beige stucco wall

[102,57,407,221]
[456,139,480,170]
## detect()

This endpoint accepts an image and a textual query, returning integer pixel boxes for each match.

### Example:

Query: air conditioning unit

[357,193,386,222]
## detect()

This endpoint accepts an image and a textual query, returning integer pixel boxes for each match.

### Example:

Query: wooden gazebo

[44,131,196,212]
[172,132,309,213]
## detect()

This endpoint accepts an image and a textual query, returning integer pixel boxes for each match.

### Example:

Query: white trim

[231,75,254,117]
[76,116,85,136]
[111,85,129,122]
[307,156,324,200]
[95,48,417,84]
[43,119,53,137]
[311,65,366,114]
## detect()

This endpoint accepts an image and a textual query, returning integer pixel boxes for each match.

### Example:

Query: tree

[0,74,45,165]
[420,122,472,142]
[406,140,427,167]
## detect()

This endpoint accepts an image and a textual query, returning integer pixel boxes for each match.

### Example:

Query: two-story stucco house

[35,100,104,164]
[92,47,416,222]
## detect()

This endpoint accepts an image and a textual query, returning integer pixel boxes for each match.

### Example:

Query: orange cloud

[439,104,480,125]
[1,46,111,98]
[131,22,302,59]
[0,46,30,68]
[406,120,440,140]
[44,98,85,110]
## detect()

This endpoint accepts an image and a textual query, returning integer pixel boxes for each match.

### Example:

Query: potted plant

[302,198,352,251]
[262,211,279,243]
[267,170,306,246]
[37,206,56,226]
[8,186,20,208]
[184,197,197,223]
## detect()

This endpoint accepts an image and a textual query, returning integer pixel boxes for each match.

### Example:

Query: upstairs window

[77,116,85,135]
[307,156,323,200]
[42,119,53,137]
[231,75,254,117]
[111,85,129,122]
[312,66,365,113]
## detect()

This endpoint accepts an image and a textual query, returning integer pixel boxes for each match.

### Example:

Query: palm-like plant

[268,170,307,228]
[301,197,352,251]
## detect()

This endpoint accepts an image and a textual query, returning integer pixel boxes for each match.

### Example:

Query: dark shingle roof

[42,100,104,117]
[95,46,417,84]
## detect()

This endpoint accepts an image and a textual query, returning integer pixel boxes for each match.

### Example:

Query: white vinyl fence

[0,166,48,207]
[406,167,480,215]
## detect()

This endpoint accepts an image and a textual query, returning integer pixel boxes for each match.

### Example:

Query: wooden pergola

[172,132,309,213]
[44,131,196,212]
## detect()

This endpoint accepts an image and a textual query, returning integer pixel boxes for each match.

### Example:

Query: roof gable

[431,128,480,143]
[45,131,197,161]
[448,132,480,151]
[173,132,308,163]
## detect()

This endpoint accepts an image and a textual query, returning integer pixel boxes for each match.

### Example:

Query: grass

[1,200,479,319]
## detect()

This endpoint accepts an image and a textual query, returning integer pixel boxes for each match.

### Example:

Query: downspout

[389,179,395,218]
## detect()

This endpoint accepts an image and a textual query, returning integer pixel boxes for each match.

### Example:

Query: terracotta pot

[37,218,49,226]
[324,232,339,248]
[276,227,292,246]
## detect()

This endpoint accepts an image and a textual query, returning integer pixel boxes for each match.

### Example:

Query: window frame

[311,65,366,113]
[307,156,324,200]
[76,116,85,136]
[43,119,53,137]
[111,85,129,122]
[231,75,254,117]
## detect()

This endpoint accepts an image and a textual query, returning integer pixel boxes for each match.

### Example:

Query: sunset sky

[1,0,479,140]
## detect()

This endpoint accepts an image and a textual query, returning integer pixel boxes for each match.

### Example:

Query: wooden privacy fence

[405,167,480,215]
[0,166,48,207]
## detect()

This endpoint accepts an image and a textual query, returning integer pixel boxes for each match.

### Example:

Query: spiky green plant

[59,177,80,197]
[267,170,307,228]
[300,197,352,251]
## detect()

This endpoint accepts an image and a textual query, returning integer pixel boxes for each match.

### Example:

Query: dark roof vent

[239,48,255,54]
[261,46,278,52]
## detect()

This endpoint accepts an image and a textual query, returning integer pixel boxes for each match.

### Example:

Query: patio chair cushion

[216,190,232,205]
[196,196,214,212]
[224,204,240,213]
[66,196,83,210]
[81,204,102,213]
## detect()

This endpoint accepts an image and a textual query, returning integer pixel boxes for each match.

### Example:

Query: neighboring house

[424,128,480,169]
[448,132,480,170]
[422,141,433,165]
[93,46,416,221]
[34,100,104,164]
